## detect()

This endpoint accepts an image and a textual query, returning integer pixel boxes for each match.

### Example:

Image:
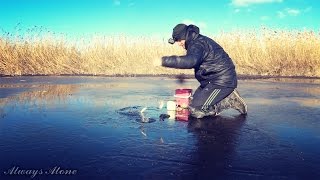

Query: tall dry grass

[216,28,320,77]
[0,27,319,77]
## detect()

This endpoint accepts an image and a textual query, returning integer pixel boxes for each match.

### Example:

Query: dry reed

[0,27,319,77]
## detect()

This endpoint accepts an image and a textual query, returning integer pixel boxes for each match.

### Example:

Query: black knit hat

[168,24,188,44]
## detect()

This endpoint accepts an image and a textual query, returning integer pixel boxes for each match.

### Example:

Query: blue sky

[0,0,318,38]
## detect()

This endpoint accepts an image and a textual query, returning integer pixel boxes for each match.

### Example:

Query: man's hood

[185,25,200,49]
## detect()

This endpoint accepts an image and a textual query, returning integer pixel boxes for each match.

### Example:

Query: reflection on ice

[289,98,320,107]
[0,84,78,106]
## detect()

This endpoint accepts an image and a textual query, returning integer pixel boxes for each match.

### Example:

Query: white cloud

[232,0,283,7]
[277,11,286,18]
[285,8,300,16]
[304,6,312,13]
[277,8,303,18]
[128,0,135,7]
[260,16,270,21]
[182,19,207,29]
[113,0,120,6]
[113,0,135,7]
[232,8,252,14]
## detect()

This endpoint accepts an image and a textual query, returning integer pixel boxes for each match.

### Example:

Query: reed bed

[0,28,319,77]
[0,84,78,114]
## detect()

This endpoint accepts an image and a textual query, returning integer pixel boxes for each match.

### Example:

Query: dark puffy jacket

[162,25,237,88]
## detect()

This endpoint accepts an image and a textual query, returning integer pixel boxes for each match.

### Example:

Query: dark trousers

[190,83,234,112]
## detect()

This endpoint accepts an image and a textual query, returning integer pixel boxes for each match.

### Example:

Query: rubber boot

[189,104,218,118]
[214,89,248,115]
[189,89,247,118]
[189,106,207,119]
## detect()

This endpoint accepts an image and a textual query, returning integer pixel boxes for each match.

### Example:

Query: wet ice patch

[117,106,158,123]
[117,106,142,116]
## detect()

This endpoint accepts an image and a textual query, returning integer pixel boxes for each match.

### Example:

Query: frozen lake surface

[0,76,319,179]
